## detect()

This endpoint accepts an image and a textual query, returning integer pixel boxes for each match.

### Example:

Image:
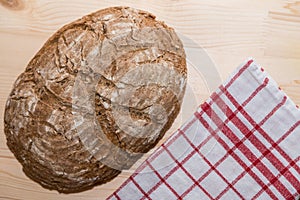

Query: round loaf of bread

[4,7,187,193]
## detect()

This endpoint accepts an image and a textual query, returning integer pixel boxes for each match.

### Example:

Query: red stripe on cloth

[241,78,269,107]
[274,120,300,146]
[181,78,272,198]
[146,117,199,165]
[253,157,300,199]
[225,60,253,88]
[212,101,291,195]
[178,129,244,199]
[195,110,278,199]
[129,176,149,199]
[140,134,208,198]
[259,96,287,125]
[162,143,218,199]
[162,143,201,187]
[137,112,219,198]
[114,193,121,200]
[217,87,297,198]
[217,120,300,199]
[220,86,300,173]
[141,160,181,200]
[202,77,269,135]
[213,95,296,199]
[186,78,269,184]
[220,86,300,189]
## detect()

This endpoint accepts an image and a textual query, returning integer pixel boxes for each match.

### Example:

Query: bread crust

[4,6,187,193]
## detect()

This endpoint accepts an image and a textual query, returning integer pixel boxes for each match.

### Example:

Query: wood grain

[0,0,299,199]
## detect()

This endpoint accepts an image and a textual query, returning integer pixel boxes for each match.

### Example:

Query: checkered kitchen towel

[108,59,300,200]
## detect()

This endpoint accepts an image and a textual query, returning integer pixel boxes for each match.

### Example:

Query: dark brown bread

[4,6,187,193]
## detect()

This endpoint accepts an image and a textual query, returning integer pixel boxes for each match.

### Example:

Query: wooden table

[0,0,299,199]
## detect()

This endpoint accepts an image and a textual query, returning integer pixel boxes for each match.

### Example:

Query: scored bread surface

[4,6,187,193]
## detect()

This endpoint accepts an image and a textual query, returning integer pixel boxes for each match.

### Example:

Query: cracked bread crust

[4,7,187,193]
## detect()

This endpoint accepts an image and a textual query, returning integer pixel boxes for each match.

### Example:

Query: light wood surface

[0,0,299,199]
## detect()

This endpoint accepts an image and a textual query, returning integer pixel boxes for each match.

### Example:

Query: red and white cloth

[108,59,300,200]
